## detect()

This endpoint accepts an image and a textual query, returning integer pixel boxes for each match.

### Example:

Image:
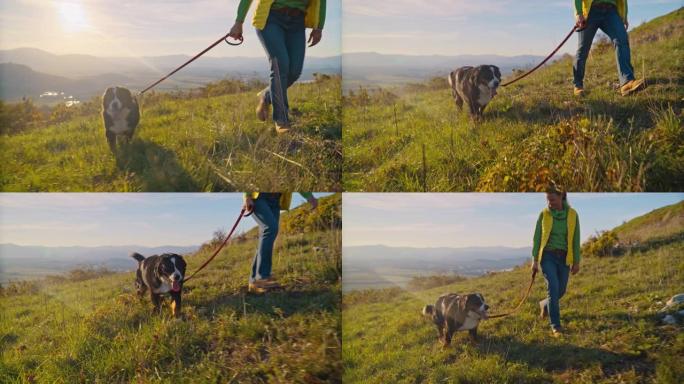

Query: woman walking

[573,0,645,96]
[243,192,318,293]
[228,1,326,133]
[531,188,581,336]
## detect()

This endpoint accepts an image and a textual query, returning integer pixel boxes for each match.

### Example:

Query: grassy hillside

[0,76,341,191]
[612,200,684,243]
[0,195,342,383]
[342,203,684,383]
[343,9,683,192]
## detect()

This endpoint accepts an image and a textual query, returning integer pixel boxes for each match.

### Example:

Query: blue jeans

[250,196,280,283]
[573,6,634,88]
[540,251,570,329]
[256,10,306,124]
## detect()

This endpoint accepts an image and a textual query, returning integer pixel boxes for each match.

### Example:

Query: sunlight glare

[56,1,91,33]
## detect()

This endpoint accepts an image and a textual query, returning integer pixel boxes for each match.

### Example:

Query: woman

[243,192,318,293]
[531,188,581,336]
[228,1,326,133]
[572,0,644,97]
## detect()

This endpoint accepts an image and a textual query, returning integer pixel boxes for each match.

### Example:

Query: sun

[56,1,91,33]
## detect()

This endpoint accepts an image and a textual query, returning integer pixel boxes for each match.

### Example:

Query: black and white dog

[448,65,501,120]
[102,86,140,152]
[131,252,186,317]
[422,293,490,346]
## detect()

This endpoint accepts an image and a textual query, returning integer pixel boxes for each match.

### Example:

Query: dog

[131,252,186,317]
[422,293,489,346]
[102,86,140,152]
[448,65,501,120]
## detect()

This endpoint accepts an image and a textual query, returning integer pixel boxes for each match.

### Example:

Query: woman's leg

[256,12,291,124]
[284,16,306,95]
[250,197,281,283]
[599,9,635,86]
[573,10,601,89]
[541,253,562,329]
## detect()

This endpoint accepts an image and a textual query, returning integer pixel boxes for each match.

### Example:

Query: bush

[583,230,620,257]
[281,193,341,235]
[0,99,45,135]
[201,78,267,98]
[407,274,467,290]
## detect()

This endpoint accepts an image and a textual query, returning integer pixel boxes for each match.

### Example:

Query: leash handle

[224,35,244,46]
[501,25,578,87]
[137,32,242,96]
[183,208,246,284]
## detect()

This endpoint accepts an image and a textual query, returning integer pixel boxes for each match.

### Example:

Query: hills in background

[342,52,551,87]
[343,245,531,291]
[0,47,341,102]
[0,243,199,283]
[0,47,549,101]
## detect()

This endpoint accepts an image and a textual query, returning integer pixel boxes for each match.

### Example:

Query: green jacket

[532,201,581,266]
[236,0,326,30]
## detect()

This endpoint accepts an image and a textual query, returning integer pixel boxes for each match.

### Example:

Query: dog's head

[156,254,186,293]
[103,86,136,117]
[476,65,501,96]
[459,293,489,320]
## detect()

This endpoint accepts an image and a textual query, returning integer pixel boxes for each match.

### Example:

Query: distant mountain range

[0,243,199,283]
[0,47,553,101]
[342,51,555,87]
[0,47,341,101]
[343,245,531,291]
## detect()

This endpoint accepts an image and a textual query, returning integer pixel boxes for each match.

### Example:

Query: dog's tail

[422,305,435,317]
[448,71,457,99]
[130,252,145,263]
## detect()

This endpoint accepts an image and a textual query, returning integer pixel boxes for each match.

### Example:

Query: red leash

[138,33,243,96]
[501,26,578,87]
[183,208,246,283]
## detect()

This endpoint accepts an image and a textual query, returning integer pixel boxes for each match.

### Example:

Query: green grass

[0,76,341,191]
[343,8,684,192]
[0,196,342,383]
[342,243,684,384]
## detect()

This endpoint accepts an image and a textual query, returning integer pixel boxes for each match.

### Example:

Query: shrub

[407,274,467,290]
[583,230,620,257]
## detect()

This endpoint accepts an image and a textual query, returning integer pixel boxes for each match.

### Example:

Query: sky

[343,193,684,248]
[0,0,341,57]
[343,0,682,56]
[0,193,327,247]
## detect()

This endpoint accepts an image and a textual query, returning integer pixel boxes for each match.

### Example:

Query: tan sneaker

[275,122,290,134]
[551,327,564,338]
[248,282,268,294]
[248,279,279,293]
[256,92,270,122]
[573,87,585,97]
[620,79,645,96]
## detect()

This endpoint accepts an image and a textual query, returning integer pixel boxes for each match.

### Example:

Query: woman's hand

[308,196,319,210]
[575,14,586,30]
[243,197,254,214]
[571,264,580,275]
[308,29,322,47]
[531,261,539,274]
[228,22,244,40]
